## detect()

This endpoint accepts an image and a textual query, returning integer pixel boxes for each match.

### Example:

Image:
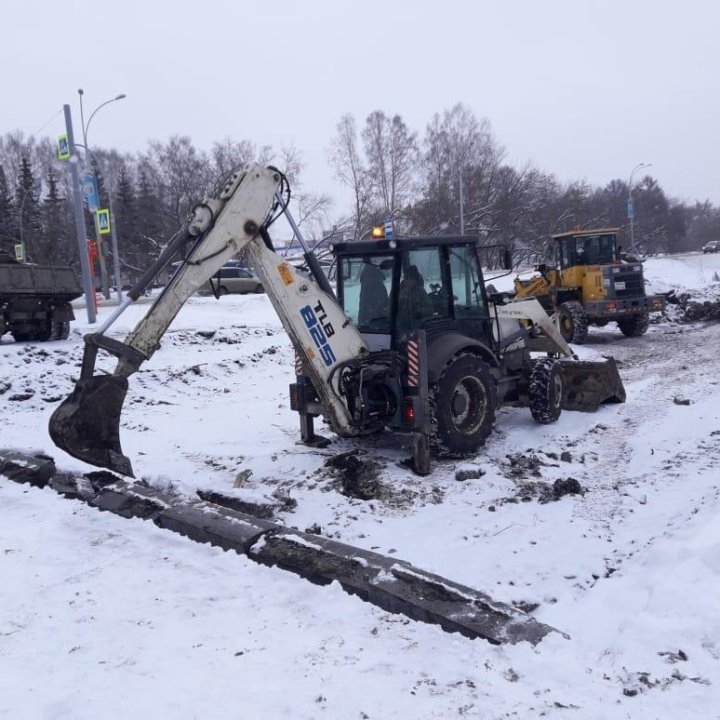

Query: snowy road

[2,256,720,719]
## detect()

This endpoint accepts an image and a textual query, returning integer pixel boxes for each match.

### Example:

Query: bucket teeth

[48,375,134,477]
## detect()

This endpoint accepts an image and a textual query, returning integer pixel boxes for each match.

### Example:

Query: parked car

[702,240,720,254]
[197,266,264,295]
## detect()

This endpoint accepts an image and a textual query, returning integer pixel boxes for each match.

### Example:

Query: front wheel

[254,284,264,294]
[529,358,563,424]
[431,353,497,456]
[558,301,589,344]
[617,312,649,337]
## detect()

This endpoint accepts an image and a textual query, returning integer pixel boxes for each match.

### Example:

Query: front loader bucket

[560,357,626,412]
[48,375,134,477]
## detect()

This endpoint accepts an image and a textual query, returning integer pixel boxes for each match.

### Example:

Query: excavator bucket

[48,375,135,477]
[560,356,626,412]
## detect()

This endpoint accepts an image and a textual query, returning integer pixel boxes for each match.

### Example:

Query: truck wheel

[529,358,563,424]
[558,301,588,344]
[11,324,35,342]
[11,321,50,342]
[430,353,496,456]
[50,320,70,340]
[617,312,649,337]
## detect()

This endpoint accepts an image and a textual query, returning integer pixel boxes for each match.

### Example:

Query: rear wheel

[558,301,588,344]
[529,358,563,424]
[11,319,51,342]
[254,284,264,294]
[50,320,70,340]
[218,285,229,296]
[617,312,649,337]
[431,353,496,456]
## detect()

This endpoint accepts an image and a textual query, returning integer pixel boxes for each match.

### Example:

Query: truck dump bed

[0,263,83,302]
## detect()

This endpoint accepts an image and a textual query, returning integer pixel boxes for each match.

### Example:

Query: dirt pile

[664,287,720,323]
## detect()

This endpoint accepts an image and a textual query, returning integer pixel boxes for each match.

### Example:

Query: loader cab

[553,229,619,269]
[334,237,492,351]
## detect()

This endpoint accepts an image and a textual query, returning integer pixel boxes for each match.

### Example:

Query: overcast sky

[3,0,719,213]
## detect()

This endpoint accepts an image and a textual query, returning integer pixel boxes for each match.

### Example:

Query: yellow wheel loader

[514,228,666,344]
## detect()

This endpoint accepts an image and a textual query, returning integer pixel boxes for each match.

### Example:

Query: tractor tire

[528,358,563,425]
[50,320,70,340]
[617,312,649,337]
[430,353,497,456]
[558,301,589,344]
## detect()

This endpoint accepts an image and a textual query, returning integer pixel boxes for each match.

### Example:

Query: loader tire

[617,312,649,337]
[529,358,563,424]
[558,301,588,344]
[430,353,496,456]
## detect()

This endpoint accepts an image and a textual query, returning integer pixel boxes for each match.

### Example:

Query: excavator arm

[49,166,367,476]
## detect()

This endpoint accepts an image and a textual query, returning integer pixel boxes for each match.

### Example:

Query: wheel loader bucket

[48,375,135,477]
[560,357,626,412]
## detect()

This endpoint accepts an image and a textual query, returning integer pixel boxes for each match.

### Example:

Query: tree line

[1,103,718,280]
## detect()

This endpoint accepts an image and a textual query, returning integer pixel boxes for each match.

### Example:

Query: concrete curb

[0,449,561,646]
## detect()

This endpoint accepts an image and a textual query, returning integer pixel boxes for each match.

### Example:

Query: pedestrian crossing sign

[57,134,70,160]
[96,209,111,235]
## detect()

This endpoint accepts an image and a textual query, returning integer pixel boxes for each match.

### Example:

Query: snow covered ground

[2,252,720,719]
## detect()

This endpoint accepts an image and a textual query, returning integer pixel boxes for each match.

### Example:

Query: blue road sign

[81,172,100,214]
[383,219,395,238]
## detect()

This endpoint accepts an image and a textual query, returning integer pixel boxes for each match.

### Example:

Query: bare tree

[361,111,418,220]
[329,114,372,239]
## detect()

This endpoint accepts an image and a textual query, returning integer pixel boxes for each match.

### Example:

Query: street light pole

[627,162,651,253]
[78,89,126,302]
[459,171,465,236]
[63,103,96,323]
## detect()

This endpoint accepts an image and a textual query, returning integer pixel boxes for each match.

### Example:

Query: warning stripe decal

[407,339,420,387]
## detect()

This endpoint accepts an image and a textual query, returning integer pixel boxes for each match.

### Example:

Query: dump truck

[513,228,666,343]
[48,166,625,477]
[0,251,82,342]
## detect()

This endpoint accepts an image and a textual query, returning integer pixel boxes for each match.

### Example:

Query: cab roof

[332,236,477,256]
[551,227,619,240]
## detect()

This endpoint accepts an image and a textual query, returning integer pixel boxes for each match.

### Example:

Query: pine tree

[14,157,40,262]
[40,167,72,265]
[114,165,137,286]
[0,165,14,254]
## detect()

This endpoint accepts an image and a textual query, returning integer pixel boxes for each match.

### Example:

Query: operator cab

[552,228,619,268]
[333,236,492,351]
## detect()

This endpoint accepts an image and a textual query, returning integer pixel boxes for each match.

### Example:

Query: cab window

[449,244,486,318]
[340,256,393,333]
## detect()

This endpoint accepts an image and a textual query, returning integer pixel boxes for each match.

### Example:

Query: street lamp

[78,89,126,302]
[627,162,652,253]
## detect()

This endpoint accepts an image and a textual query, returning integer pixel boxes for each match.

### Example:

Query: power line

[33,108,63,137]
